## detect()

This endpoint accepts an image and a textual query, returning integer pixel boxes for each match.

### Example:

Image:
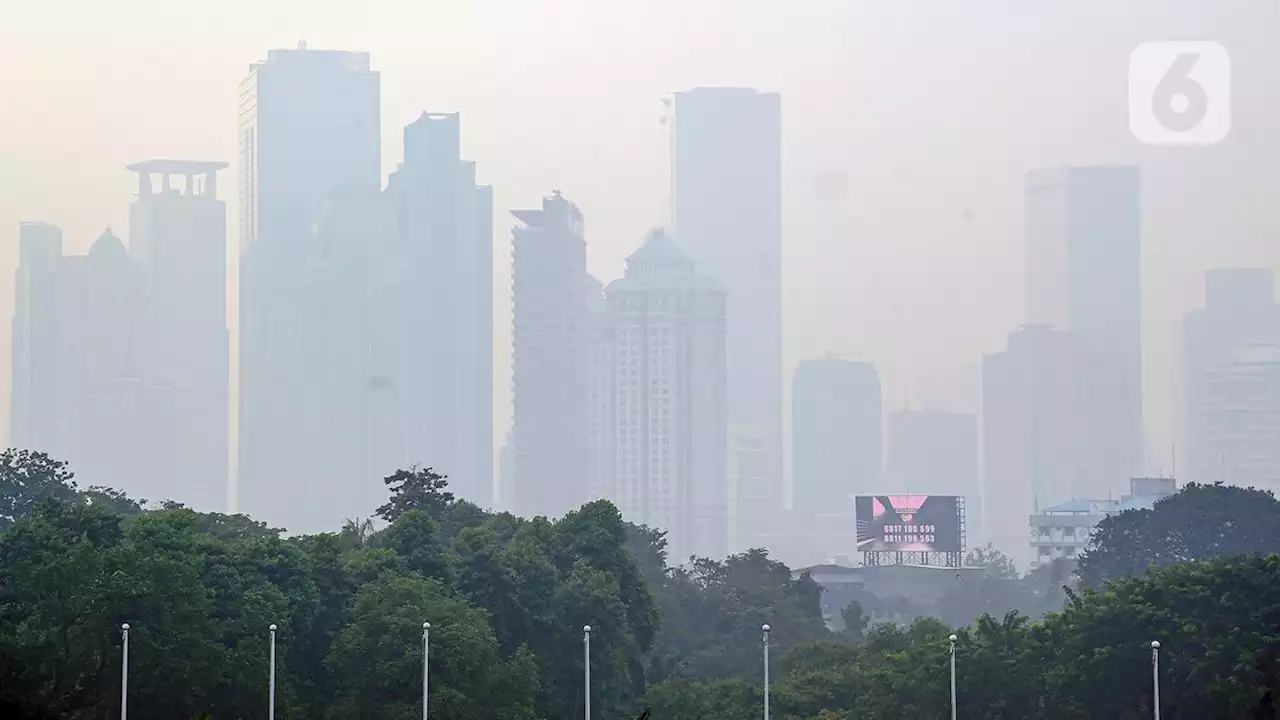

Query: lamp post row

[115,621,1163,719]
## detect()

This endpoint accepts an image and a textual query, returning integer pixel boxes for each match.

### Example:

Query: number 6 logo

[1129,41,1231,146]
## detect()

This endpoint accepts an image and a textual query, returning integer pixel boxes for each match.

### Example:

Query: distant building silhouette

[127,160,230,511]
[9,225,160,496]
[509,191,588,518]
[598,230,728,562]
[886,408,979,546]
[982,325,1126,567]
[1183,269,1280,492]
[792,356,882,514]
[10,222,65,453]
[237,45,381,530]
[790,356,881,564]
[1024,166,1143,482]
[727,423,770,554]
[387,111,493,506]
[671,87,783,516]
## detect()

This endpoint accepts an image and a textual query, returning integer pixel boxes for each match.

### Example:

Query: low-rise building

[1029,476,1177,568]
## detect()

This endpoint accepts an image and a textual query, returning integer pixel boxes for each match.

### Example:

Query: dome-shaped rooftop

[88,228,128,260]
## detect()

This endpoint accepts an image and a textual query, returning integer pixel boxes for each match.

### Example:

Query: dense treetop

[1,449,1278,718]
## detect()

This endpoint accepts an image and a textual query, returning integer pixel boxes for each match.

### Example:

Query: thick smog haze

[2,0,1279,552]
[9,4,1280,716]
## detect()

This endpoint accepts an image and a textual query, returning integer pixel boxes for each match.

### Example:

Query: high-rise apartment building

[598,230,728,562]
[1184,269,1280,493]
[509,192,588,518]
[671,87,783,513]
[127,160,229,511]
[237,45,381,529]
[1024,166,1143,479]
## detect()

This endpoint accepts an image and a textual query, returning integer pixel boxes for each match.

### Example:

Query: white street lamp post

[1151,640,1161,720]
[120,623,130,720]
[583,625,592,720]
[268,624,278,720]
[949,634,958,720]
[762,624,771,720]
[422,622,431,720]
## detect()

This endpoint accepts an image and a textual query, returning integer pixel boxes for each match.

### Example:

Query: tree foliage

[1077,482,1280,587]
[3,449,1280,718]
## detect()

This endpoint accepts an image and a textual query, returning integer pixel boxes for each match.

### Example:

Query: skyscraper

[791,356,882,516]
[600,230,728,561]
[670,87,783,511]
[1024,166,1143,477]
[1183,269,1280,492]
[886,409,979,545]
[982,325,1123,566]
[388,112,493,506]
[509,192,589,518]
[127,160,229,511]
[237,45,380,528]
[10,222,65,452]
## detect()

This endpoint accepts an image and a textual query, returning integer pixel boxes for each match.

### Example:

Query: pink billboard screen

[855,495,961,552]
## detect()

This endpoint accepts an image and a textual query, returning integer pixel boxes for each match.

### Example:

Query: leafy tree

[838,600,867,642]
[0,449,78,532]
[79,486,145,516]
[380,509,454,583]
[376,466,454,523]
[325,573,538,719]
[649,549,830,682]
[1077,482,1280,587]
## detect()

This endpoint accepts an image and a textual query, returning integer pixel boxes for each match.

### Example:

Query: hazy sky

[2,0,1278,480]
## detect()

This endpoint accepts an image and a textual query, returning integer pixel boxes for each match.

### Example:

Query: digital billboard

[856,495,962,552]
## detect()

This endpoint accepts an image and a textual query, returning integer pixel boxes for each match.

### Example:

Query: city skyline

[5,11,1280,567]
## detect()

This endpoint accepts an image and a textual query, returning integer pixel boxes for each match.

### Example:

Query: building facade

[1184,269,1280,492]
[127,160,230,511]
[982,325,1130,567]
[509,191,589,519]
[388,111,493,506]
[237,45,381,529]
[10,222,65,453]
[1024,166,1143,482]
[792,356,882,516]
[1028,476,1176,568]
[599,230,728,562]
[9,226,154,495]
[671,87,783,515]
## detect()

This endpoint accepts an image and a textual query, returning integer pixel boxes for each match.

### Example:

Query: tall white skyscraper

[127,160,229,511]
[509,192,588,518]
[10,222,65,452]
[1024,166,1143,481]
[670,87,782,513]
[1184,269,1280,493]
[237,45,381,529]
[598,230,727,561]
[388,112,493,506]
